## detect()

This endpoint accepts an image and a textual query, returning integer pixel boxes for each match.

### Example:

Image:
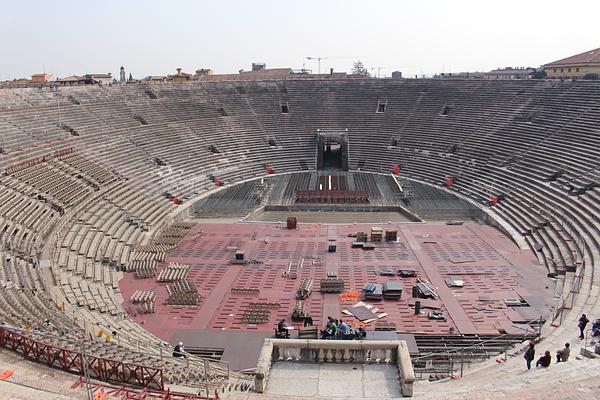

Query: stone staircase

[415,347,600,399]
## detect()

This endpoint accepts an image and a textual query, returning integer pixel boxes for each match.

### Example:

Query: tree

[352,60,369,76]
[532,68,547,79]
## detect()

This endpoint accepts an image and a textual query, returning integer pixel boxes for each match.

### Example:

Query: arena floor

[119,221,555,370]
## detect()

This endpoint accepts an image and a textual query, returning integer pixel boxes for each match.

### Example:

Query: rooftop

[544,47,600,66]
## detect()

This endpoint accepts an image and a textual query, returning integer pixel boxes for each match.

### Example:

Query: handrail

[0,323,235,378]
[0,325,164,390]
[411,307,554,363]
[582,327,598,354]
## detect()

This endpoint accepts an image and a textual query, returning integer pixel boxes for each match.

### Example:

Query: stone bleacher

[1,79,600,396]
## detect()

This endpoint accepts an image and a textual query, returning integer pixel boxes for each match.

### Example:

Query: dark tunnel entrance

[316,131,348,171]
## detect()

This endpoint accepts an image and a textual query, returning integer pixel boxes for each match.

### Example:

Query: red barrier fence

[0,326,164,390]
[71,378,211,399]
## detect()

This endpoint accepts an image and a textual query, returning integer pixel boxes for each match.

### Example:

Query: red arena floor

[119,222,555,369]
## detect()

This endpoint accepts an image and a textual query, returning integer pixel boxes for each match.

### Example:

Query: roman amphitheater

[0,78,599,399]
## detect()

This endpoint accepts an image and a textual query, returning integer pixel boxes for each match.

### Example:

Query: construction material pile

[166,280,199,306]
[339,290,361,302]
[125,259,158,277]
[296,278,313,300]
[242,301,280,324]
[342,301,387,324]
[130,290,156,313]
[157,263,190,282]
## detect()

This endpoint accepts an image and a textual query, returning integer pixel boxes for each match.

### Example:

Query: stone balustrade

[255,339,415,397]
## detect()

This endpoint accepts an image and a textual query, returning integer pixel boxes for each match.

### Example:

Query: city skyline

[1,0,599,80]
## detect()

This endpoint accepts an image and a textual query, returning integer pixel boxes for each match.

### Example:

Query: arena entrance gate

[316,131,349,171]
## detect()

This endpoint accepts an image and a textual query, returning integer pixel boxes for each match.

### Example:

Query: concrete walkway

[265,362,402,399]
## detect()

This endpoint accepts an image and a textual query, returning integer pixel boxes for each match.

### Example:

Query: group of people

[524,341,570,370]
[522,313,600,369]
[276,316,367,340]
[320,316,367,340]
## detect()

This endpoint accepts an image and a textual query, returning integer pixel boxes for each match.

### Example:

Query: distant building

[391,71,403,79]
[193,68,213,79]
[168,68,192,83]
[544,47,600,79]
[484,67,535,80]
[434,71,484,79]
[84,73,113,85]
[56,75,89,85]
[120,66,126,83]
[13,78,32,84]
[143,76,167,83]
[239,67,292,78]
[31,73,52,83]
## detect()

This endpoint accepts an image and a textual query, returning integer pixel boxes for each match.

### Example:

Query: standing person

[173,342,186,358]
[556,343,570,362]
[578,314,590,339]
[536,350,551,368]
[524,342,535,370]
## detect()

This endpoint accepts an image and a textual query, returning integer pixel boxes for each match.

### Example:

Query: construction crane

[306,56,365,74]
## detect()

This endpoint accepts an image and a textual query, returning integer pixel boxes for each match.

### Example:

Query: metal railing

[0,325,164,399]
[411,308,556,378]
[582,327,599,355]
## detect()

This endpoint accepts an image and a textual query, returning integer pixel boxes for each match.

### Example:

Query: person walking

[556,343,570,362]
[578,314,590,339]
[524,341,535,370]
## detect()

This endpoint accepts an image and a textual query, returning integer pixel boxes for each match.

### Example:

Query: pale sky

[1,0,599,80]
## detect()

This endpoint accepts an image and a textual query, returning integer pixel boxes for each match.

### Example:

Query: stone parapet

[254,338,415,397]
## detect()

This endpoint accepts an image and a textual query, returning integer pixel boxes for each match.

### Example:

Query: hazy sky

[1,0,599,80]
